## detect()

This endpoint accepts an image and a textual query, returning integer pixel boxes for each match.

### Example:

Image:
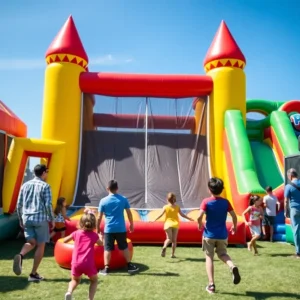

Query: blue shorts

[24,221,50,244]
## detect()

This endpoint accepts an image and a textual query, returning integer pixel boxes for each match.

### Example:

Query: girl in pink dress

[242,195,264,255]
[63,211,103,300]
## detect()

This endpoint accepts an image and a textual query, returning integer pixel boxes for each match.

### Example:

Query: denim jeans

[290,207,300,255]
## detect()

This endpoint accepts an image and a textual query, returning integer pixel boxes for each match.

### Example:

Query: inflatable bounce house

[0,101,27,240]
[1,17,300,256]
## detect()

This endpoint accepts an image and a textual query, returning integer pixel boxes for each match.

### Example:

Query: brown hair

[167,192,176,204]
[249,194,261,206]
[54,197,66,215]
[79,212,96,231]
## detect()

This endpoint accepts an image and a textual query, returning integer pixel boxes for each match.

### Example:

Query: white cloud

[90,55,134,66]
[0,55,133,70]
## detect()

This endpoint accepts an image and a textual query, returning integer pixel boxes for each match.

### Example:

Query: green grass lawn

[0,240,300,300]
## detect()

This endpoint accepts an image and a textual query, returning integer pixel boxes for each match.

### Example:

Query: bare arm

[179,209,194,221]
[126,208,133,225]
[152,209,165,222]
[197,209,205,230]
[126,208,134,232]
[262,198,267,209]
[97,212,104,234]
[277,200,281,211]
[229,210,238,234]
[242,207,251,224]
[63,234,73,243]
[284,197,289,217]
[96,238,103,246]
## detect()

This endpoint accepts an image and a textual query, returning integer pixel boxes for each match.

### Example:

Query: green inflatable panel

[250,141,284,190]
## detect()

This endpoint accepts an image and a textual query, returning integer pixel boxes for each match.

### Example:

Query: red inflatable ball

[54,238,134,270]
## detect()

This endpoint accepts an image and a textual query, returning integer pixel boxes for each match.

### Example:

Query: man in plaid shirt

[13,164,55,282]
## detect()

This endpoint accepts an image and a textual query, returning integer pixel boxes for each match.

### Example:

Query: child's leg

[67,275,81,295]
[216,240,235,268]
[88,275,98,300]
[161,228,172,256]
[252,239,260,255]
[216,240,241,285]
[171,228,178,257]
[206,254,214,284]
[262,225,266,238]
[269,225,274,242]
[251,232,260,254]
[202,238,215,284]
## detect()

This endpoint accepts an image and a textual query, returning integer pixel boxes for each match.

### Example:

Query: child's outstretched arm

[179,209,194,221]
[151,209,165,222]
[197,210,205,231]
[242,207,251,225]
[63,234,73,243]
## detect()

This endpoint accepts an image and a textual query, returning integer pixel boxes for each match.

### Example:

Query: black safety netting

[74,95,209,208]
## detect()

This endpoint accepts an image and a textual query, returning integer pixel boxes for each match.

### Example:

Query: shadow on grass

[0,276,31,292]
[0,276,73,293]
[223,291,300,299]
[104,263,179,277]
[0,240,55,260]
[268,253,293,257]
[167,257,205,263]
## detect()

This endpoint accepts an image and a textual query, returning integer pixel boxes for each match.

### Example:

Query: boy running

[198,177,241,294]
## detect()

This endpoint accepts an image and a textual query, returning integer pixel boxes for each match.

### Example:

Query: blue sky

[1,0,300,167]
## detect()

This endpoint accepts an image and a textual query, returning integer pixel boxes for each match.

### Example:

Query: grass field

[0,240,300,300]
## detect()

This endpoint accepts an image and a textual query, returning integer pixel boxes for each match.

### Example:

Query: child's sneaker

[127,263,139,274]
[28,273,44,282]
[98,267,109,276]
[231,266,241,284]
[206,284,215,294]
[65,292,72,300]
[13,254,23,276]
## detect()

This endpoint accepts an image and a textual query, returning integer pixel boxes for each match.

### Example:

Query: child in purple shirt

[198,177,241,294]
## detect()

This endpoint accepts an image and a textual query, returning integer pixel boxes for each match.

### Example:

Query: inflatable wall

[2,17,300,244]
[0,100,27,241]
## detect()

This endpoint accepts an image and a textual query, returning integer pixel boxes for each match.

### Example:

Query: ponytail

[167,192,176,204]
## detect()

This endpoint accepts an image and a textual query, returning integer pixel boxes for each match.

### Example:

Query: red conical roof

[203,20,245,67]
[45,16,88,62]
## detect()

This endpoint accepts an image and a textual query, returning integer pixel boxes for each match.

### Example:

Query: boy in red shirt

[198,177,241,294]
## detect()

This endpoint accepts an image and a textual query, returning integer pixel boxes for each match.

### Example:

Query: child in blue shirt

[198,177,241,294]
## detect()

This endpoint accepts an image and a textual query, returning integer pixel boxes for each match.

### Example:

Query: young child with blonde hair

[152,192,194,258]
[63,212,103,300]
